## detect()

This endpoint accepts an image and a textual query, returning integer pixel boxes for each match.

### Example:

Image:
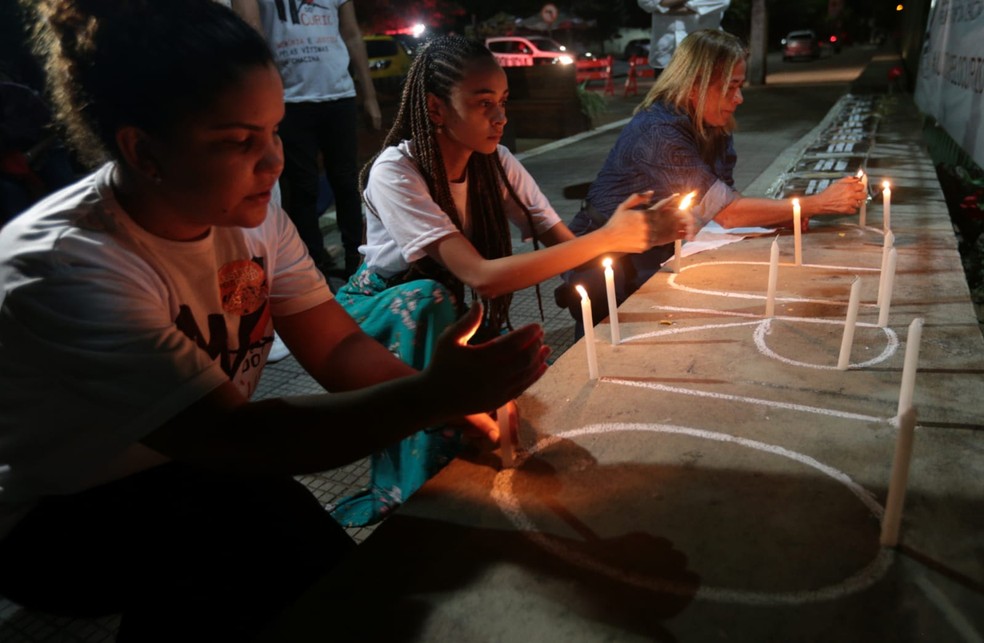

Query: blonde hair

[636,29,748,139]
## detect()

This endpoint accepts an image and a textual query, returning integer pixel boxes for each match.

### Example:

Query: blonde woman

[562,29,866,331]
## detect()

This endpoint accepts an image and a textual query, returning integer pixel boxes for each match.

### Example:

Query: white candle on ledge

[765,236,779,317]
[575,285,599,380]
[837,276,862,370]
[878,247,898,328]
[897,317,924,416]
[497,403,515,468]
[882,180,892,233]
[877,231,895,308]
[880,406,918,547]
[602,258,620,345]
[792,198,802,266]
[857,168,868,227]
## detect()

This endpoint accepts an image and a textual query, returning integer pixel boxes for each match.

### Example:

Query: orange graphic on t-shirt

[218,259,268,316]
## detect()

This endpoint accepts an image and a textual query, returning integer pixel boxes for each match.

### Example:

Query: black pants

[279,98,364,273]
[0,463,354,642]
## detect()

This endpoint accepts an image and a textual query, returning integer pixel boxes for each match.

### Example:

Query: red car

[782,30,821,61]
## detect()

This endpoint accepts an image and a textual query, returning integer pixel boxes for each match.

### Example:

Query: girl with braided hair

[330,34,693,527]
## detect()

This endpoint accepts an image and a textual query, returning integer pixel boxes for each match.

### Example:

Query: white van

[485,36,574,67]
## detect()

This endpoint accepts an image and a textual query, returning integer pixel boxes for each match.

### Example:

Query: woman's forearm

[714,196,797,229]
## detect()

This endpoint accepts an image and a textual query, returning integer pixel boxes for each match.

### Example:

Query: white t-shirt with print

[360,141,563,279]
[0,163,332,539]
[258,0,355,103]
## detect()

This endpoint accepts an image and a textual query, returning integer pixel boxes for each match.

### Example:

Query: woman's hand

[422,303,549,420]
[808,176,868,215]
[603,192,695,254]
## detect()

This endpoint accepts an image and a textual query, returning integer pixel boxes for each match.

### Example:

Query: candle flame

[678,191,697,211]
[602,257,613,269]
[882,180,890,190]
[575,284,589,301]
[792,197,800,208]
[457,323,478,346]
[856,168,864,179]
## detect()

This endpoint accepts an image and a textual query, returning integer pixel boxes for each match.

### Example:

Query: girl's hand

[423,303,549,419]
[604,192,695,253]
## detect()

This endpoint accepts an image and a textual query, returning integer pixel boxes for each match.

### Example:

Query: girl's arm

[229,0,262,33]
[714,176,866,229]
[426,192,692,299]
[141,302,547,474]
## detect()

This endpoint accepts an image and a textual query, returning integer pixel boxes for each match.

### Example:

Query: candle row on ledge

[568,178,923,551]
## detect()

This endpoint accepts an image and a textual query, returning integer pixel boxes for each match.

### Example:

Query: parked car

[623,38,650,60]
[485,36,575,67]
[782,30,821,61]
[364,34,412,81]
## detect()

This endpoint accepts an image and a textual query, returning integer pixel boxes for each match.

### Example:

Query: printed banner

[914,0,984,167]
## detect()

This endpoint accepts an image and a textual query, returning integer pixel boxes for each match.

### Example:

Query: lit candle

[575,285,599,380]
[673,191,696,273]
[877,231,895,308]
[792,198,802,266]
[497,402,515,468]
[603,257,620,345]
[882,180,891,233]
[880,406,918,547]
[857,168,868,227]
[897,317,924,416]
[877,247,898,328]
[765,236,779,317]
[837,276,862,370]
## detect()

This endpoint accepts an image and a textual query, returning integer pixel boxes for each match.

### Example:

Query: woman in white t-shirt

[330,34,695,527]
[0,3,549,639]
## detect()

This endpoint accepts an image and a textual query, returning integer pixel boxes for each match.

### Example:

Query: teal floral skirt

[328,265,464,527]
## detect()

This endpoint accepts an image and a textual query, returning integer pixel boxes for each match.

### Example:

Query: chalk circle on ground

[754,317,899,370]
[491,423,894,606]
[622,314,898,371]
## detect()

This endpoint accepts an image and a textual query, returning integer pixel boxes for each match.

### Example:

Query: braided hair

[361,34,543,336]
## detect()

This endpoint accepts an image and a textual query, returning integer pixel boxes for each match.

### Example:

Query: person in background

[562,29,866,331]
[638,0,731,78]
[232,0,381,279]
[0,80,75,226]
[329,34,693,527]
[0,2,547,641]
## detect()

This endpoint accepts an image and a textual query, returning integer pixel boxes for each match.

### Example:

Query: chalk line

[914,574,984,643]
[666,260,880,306]
[619,312,898,370]
[491,423,892,605]
[602,377,886,424]
[753,317,900,370]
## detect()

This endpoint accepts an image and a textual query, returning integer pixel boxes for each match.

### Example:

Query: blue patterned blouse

[566,99,741,294]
